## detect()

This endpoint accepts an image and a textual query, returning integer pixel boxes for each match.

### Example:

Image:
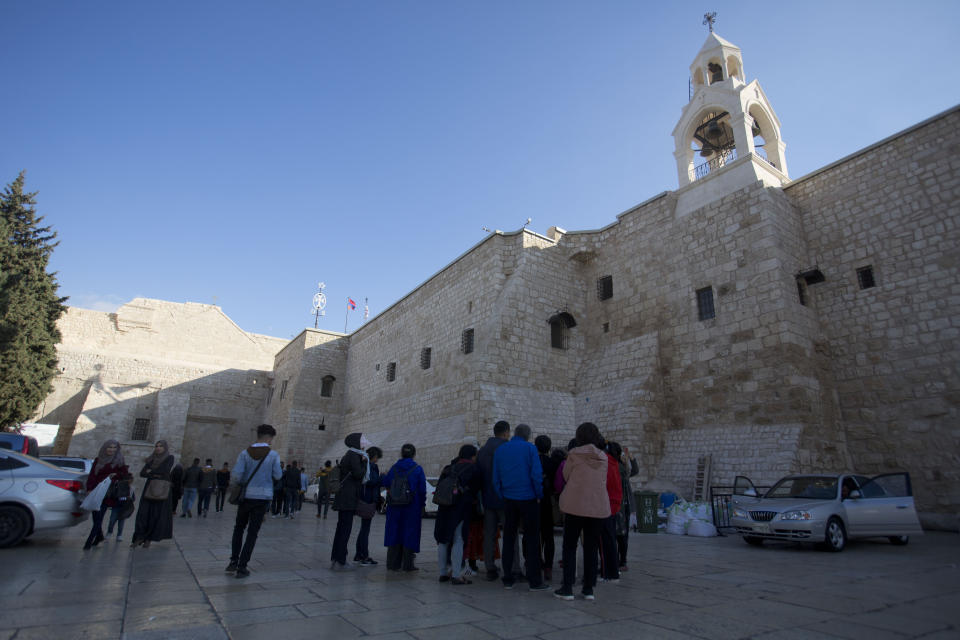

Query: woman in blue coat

[381,443,426,571]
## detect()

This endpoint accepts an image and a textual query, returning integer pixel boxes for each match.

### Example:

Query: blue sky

[3,1,957,339]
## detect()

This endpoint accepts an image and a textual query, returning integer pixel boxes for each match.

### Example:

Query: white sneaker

[116,536,122,542]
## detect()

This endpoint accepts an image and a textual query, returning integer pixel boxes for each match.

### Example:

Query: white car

[731,473,923,552]
[378,476,439,515]
[40,456,94,475]
[0,449,89,547]
[305,481,321,503]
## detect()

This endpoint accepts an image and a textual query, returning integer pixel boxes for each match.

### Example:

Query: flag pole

[344,300,349,333]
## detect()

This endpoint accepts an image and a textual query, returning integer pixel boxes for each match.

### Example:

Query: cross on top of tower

[703,12,717,32]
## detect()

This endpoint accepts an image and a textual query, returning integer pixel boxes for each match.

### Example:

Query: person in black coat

[330,432,370,570]
[434,444,481,585]
[215,463,230,512]
[132,440,175,548]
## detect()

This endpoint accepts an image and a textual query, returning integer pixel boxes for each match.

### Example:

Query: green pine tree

[0,172,67,429]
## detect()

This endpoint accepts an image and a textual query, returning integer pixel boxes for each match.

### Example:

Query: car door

[844,473,922,537]
[733,475,759,497]
[0,453,18,496]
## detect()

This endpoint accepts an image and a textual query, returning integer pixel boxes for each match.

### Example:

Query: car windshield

[765,476,837,500]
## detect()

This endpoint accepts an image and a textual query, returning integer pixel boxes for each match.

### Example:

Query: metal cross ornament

[311,282,327,328]
[703,12,717,32]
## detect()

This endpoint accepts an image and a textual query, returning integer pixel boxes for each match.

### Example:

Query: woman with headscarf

[434,444,481,584]
[131,440,175,548]
[83,439,129,550]
[329,432,370,570]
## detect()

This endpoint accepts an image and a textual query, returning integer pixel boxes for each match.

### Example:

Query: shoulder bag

[227,454,267,505]
[143,477,171,502]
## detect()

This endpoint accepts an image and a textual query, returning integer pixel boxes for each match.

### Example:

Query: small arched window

[547,312,577,350]
[320,375,335,398]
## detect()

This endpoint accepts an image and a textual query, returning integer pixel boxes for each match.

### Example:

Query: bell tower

[671,17,788,194]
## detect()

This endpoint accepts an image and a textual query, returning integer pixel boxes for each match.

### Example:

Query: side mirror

[743,488,757,498]
[847,489,862,500]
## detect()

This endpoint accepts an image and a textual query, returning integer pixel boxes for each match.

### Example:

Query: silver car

[40,456,94,474]
[730,473,923,552]
[0,449,89,548]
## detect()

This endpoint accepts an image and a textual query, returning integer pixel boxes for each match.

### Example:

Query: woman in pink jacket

[554,422,609,601]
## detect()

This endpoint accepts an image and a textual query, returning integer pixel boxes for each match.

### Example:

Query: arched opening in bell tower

[690,110,736,179]
[726,55,742,80]
[693,68,705,88]
[748,104,782,170]
[707,60,724,84]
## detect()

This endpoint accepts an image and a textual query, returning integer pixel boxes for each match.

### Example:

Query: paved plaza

[2,507,958,640]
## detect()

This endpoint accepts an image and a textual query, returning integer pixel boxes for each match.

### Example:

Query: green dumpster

[634,491,659,534]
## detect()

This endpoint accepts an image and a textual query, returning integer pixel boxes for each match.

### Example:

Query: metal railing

[754,146,777,169]
[710,484,770,531]
[693,148,737,180]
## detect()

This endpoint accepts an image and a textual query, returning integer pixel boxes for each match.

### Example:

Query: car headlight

[732,506,749,519]
[779,510,812,520]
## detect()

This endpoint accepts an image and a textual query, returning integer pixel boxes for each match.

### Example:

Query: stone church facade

[39,32,958,528]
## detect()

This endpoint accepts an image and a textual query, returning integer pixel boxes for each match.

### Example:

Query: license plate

[753,523,770,533]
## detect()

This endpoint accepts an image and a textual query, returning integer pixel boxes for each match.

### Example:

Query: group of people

[81,419,639,601]
[428,420,639,600]
[311,419,638,602]
[171,458,232,518]
[271,460,309,519]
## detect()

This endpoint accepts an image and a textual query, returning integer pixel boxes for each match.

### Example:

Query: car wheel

[888,535,909,546]
[0,505,31,548]
[743,536,764,547]
[822,517,846,552]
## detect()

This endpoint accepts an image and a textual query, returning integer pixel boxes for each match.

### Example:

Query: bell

[706,121,723,142]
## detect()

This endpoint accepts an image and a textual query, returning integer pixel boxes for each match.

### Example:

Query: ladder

[693,454,712,502]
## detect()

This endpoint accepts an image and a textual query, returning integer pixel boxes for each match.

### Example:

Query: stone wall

[43,299,284,474]
[37,108,960,524]
[268,329,349,472]
[786,107,960,521]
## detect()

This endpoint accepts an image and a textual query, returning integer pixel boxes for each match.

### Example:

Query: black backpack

[432,464,465,507]
[326,466,342,494]
[386,466,415,506]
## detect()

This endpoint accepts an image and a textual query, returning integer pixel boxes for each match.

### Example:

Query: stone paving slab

[1,509,957,639]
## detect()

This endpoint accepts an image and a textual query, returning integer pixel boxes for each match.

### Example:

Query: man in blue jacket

[492,423,548,591]
[226,424,283,578]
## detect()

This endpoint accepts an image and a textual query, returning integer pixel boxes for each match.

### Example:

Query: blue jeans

[106,506,126,537]
[198,489,213,514]
[437,521,466,579]
[283,490,298,516]
[182,488,198,515]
